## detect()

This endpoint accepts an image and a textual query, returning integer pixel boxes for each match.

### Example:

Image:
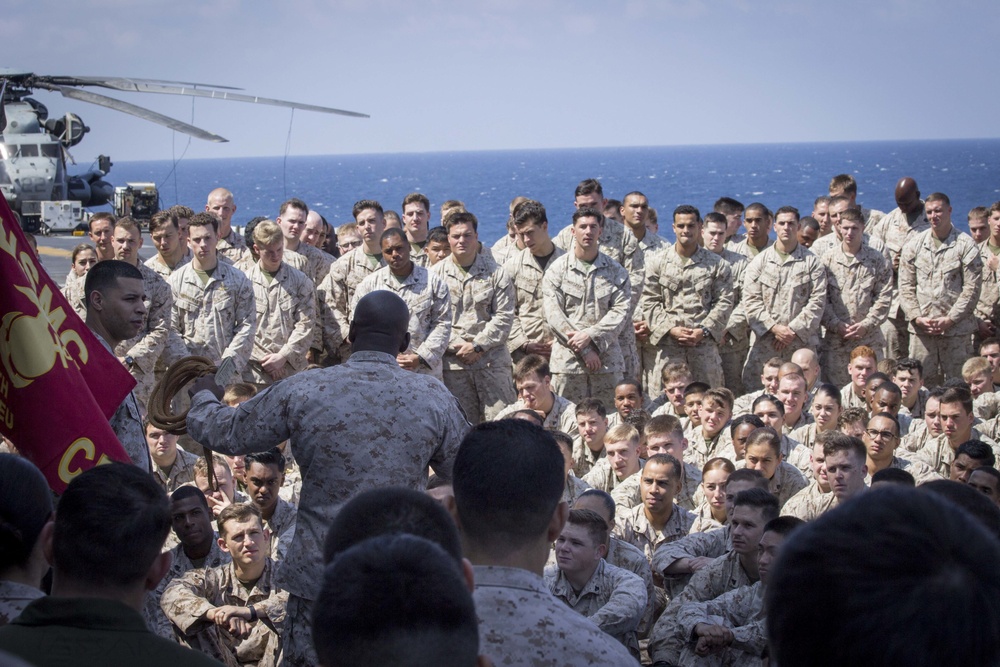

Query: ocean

[104,139,1000,245]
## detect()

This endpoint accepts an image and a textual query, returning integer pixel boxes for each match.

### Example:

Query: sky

[2,0,998,162]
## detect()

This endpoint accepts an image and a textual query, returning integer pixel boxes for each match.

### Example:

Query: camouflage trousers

[742,333,813,392]
[821,330,886,388]
[642,340,724,398]
[910,333,972,388]
[443,365,516,424]
[551,371,619,411]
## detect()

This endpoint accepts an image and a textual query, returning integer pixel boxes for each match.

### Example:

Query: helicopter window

[19,145,39,157]
[41,144,60,158]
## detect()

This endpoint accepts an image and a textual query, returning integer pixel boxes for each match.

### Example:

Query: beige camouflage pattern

[584,459,635,495]
[472,565,638,666]
[114,263,173,406]
[675,581,767,667]
[145,249,193,278]
[553,217,639,268]
[546,559,647,657]
[352,264,453,379]
[563,473,592,504]
[186,350,468,601]
[243,261,315,385]
[910,435,997,479]
[977,241,1000,333]
[640,245,734,395]
[291,242,334,287]
[316,247,385,361]
[143,539,230,639]
[614,503,696,564]
[718,248,751,396]
[95,334,151,471]
[688,502,726,534]
[152,446,199,493]
[820,242,894,386]
[61,270,87,318]
[490,233,519,266]
[0,580,43,627]
[781,480,836,521]
[741,244,827,390]
[572,437,605,477]
[161,557,287,667]
[494,394,580,439]
[503,246,565,357]
[169,260,257,371]
[433,252,516,422]
[216,230,252,265]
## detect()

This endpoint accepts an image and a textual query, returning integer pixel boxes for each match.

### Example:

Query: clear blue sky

[4,0,996,162]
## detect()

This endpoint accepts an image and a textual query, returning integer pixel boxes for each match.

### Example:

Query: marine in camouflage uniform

[675,581,767,667]
[243,259,315,386]
[115,262,173,406]
[316,247,385,363]
[144,539,230,640]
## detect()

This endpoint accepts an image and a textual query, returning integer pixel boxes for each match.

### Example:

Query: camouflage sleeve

[740,255,774,336]
[948,239,984,324]
[315,271,345,355]
[414,275,453,366]
[650,529,728,576]
[161,568,220,634]
[639,251,678,345]
[702,260,734,343]
[277,273,316,364]
[590,566,648,638]
[188,386,294,456]
[897,237,921,322]
[472,267,515,351]
[787,255,827,342]
[542,261,576,348]
[584,263,631,354]
[222,275,258,373]
[860,252,894,333]
[125,276,173,374]
[427,390,469,482]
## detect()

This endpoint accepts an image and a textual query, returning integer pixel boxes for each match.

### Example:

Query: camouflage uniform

[186,351,468,666]
[542,252,631,407]
[169,260,257,373]
[145,249,192,278]
[0,581,43,627]
[352,265,453,380]
[161,558,287,667]
[718,248,751,396]
[316,248,385,362]
[243,261,315,386]
[572,437,606,477]
[762,461,808,508]
[911,435,999,479]
[688,502,726,534]
[216,230,252,265]
[675,582,767,667]
[639,245,734,396]
[545,559,648,658]
[781,480,836,521]
[472,565,638,666]
[494,394,579,439]
[840,382,868,410]
[616,229,654,386]
[583,459,636,495]
[503,246,565,362]
[633,232,668,395]
[490,233,519,266]
[95,334,150,471]
[976,240,1000,347]
[898,226,982,386]
[975,392,1000,421]
[869,205,930,360]
[152,446,200,493]
[112,263,173,406]
[143,539,230,639]
[433,253,516,423]
[741,244,827,390]
[61,270,87,318]
[820,241,894,387]
[615,504,696,566]
[264,497,296,563]
[687,429,731,470]
[563,473,592,504]
[290,242,334,287]
[649,549,758,666]
[553,217,638,269]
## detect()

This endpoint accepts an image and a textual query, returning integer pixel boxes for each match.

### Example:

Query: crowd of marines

[3,170,1000,666]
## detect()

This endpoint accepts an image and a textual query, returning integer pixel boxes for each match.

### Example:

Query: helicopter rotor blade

[42,84,228,143]
[78,80,370,119]
[42,75,245,91]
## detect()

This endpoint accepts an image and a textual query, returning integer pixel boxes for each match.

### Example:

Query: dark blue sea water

[102,139,1000,245]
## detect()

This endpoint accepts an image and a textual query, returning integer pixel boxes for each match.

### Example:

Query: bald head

[778,362,804,380]
[791,349,820,387]
[895,177,922,215]
[350,292,411,355]
[206,188,237,236]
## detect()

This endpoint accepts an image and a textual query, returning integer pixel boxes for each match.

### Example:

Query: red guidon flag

[0,197,134,493]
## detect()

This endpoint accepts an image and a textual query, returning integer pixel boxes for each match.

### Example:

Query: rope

[147,355,219,490]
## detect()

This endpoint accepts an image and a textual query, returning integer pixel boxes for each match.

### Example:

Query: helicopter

[0,69,368,234]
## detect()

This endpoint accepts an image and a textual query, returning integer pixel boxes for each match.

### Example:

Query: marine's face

[620,195,649,228]
[151,222,180,256]
[188,225,219,261]
[773,213,799,244]
[925,199,952,235]
[278,206,308,241]
[703,221,727,253]
[89,219,114,251]
[381,234,412,274]
[673,213,701,247]
[171,496,213,549]
[219,517,266,567]
[863,416,899,462]
[72,249,98,276]
[574,192,604,211]
[614,384,642,418]
[206,194,236,226]
[825,449,865,500]
[572,215,602,251]
[554,523,602,576]
[744,210,771,244]
[969,216,989,243]
[403,202,430,236]
[576,411,608,449]
[744,443,780,480]
[640,462,678,513]
[246,462,283,514]
[94,276,147,342]
[516,371,552,409]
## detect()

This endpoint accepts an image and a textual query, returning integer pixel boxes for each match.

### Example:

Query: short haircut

[701,387,735,411]
[313,534,478,667]
[940,386,974,414]
[732,487,780,522]
[252,220,283,247]
[645,453,682,482]
[767,487,1000,667]
[217,502,262,539]
[745,202,772,219]
[352,199,384,218]
[838,407,870,430]
[752,394,785,416]
[551,430,573,454]
[963,356,993,380]
[88,211,116,231]
[445,211,478,232]
[616,377,642,394]
[774,205,800,221]
[572,207,603,226]
[839,208,863,225]
[168,204,195,220]
[703,211,727,226]
[194,454,232,479]
[148,210,179,235]
[645,414,684,438]
[822,433,867,462]
[877,357,898,375]
[380,227,407,246]
[566,508,609,547]
[828,173,858,195]
[684,381,710,398]
[114,216,140,237]
[762,515,805,537]
[873,380,901,398]
[223,382,258,405]
[925,192,951,207]
[575,178,604,198]
[402,192,431,213]
[972,467,1000,486]
[829,194,852,209]
[713,197,744,215]
[322,487,462,564]
[870,467,916,487]
[337,222,360,240]
[453,421,565,551]
[745,427,781,455]
[505,409,544,427]
[869,411,901,436]
[512,200,547,228]
[850,345,877,362]
[980,337,1000,352]
[865,372,890,390]
[605,424,639,446]
[243,216,269,250]
[956,440,996,466]
[731,414,765,435]
[576,489,616,525]
[244,448,287,475]
[800,215,820,231]
[662,362,692,384]
[426,226,449,245]
[991,202,1000,217]
[894,357,924,378]
[575,397,607,419]
[189,211,219,234]
[170,485,209,511]
[84,259,143,309]
[0,454,53,570]
[279,197,309,217]
[513,354,551,383]
[53,463,169,588]
[703,457,736,476]
[673,204,701,222]
[727,467,767,487]
[763,357,783,371]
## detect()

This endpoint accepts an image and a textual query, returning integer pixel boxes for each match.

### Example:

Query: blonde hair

[604,424,639,446]
[252,220,283,247]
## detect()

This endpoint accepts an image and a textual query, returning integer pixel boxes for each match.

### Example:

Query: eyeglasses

[339,240,363,250]
[865,428,897,441]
